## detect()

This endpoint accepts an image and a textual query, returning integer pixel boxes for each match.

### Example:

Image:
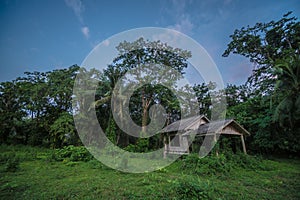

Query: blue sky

[1,0,299,85]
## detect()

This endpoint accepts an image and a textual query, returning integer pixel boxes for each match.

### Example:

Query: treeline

[223,12,300,155]
[0,66,79,147]
[0,13,299,155]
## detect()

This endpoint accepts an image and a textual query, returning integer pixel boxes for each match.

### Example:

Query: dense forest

[1,13,299,156]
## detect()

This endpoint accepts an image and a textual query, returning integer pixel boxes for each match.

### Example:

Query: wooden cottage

[161,116,250,157]
[161,115,210,156]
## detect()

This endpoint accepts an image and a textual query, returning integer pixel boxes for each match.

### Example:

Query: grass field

[0,145,299,199]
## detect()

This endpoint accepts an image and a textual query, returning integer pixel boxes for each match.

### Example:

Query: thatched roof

[160,115,210,133]
[183,119,250,136]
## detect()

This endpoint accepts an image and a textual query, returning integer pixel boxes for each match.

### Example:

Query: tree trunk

[142,106,148,133]
[141,89,152,133]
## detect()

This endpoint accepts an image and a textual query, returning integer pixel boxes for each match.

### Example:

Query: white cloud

[168,15,194,35]
[164,0,233,36]
[65,0,85,23]
[163,0,194,35]
[81,26,90,39]
[65,0,91,39]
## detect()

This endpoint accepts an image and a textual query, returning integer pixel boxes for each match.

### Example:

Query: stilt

[163,135,167,159]
[240,135,247,154]
[213,134,219,156]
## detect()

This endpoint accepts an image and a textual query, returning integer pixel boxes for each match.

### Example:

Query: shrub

[24,151,38,161]
[87,159,107,169]
[135,138,149,152]
[4,154,20,172]
[123,144,136,152]
[181,153,270,176]
[226,152,270,170]
[0,145,41,161]
[123,138,150,153]
[173,178,213,200]
[65,161,78,167]
[0,152,16,164]
[51,145,93,162]
[181,154,232,175]
[69,148,92,162]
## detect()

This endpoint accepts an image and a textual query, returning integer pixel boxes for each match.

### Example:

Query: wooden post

[182,136,190,154]
[163,135,167,159]
[240,135,247,154]
[213,133,219,157]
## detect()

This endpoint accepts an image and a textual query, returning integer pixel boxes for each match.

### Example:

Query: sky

[0,0,299,85]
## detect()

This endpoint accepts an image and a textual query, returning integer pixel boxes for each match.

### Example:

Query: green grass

[0,145,299,199]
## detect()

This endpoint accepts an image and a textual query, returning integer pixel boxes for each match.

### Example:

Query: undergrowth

[180,152,272,176]
[0,152,20,172]
[1,145,299,199]
[50,145,93,162]
[172,178,215,200]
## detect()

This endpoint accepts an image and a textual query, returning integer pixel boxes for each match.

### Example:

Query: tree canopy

[1,13,299,156]
[223,12,300,154]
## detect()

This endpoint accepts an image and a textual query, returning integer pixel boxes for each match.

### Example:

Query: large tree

[112,38,191,132]
[223,12,299,95]
[0,65,81,147]
[0,81,26,143]
[95,38,192,148]
[223,12,300,153]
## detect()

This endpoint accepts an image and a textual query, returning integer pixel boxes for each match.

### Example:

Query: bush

[123,144,136,152]
[51,145,93,162]
[0,152,16,164]
[173,178,213,200]
[226,152,270,170]
[3,153,20,172]
[181,154,232,175]
[87,159,108,169]
[181,153,271,175]
[0,145,39,163]
[123,138,150,153]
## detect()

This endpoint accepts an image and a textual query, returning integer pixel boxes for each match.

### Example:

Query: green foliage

[181,153,270,176]
[0,66,80,147]
[123,138,152,153]
[193,82,216,118]
[173,178,213,200]
[0,81,26,144]
[51,145,93,162]
[86,159,109,170]
[223,12,300,155]
[123,144,136,152]
[0,152,20,172]
[105,116,117,144]
[5,157,20,172]
[104,37,191,144]
[181,154,232,175]
[272,55,300,129]
[0,145,299,199]
[230,153,268,170]
[50,112,78,148]
[122,130,156,153]
[0,145,45,163]
[0,152,17,164]
[1,15,299,158]
[223,12,299,67]
[134,138,150,152]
